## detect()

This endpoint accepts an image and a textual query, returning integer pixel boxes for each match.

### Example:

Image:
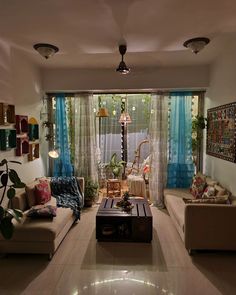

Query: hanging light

[119,112,132,123]
[48,149,59,158]
[96,107,109,117]
[183,37,210,54]
[116,45,130,74]
[33,43,59,59]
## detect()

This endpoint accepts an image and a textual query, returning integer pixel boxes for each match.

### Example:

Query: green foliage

[192,115,207,131]
[105,153,126,178]
[192,115,207,153]
[0,159,25,239]
[84,178,99,201]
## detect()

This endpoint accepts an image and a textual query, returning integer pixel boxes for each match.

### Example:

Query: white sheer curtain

[73,94,98,182]
[127,94,151,165]
[148,94,168,207]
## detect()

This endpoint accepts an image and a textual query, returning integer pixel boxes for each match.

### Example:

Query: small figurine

[116,191,134,212]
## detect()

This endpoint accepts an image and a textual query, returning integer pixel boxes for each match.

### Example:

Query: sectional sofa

[0,177,84,259]
[163,176,236,254]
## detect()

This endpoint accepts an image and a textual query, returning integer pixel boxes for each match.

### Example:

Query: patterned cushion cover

[27,205,57,218]
[214,184,226,196]
[190,173,206,199]
[35,181,51,205]
[202,186,216,198]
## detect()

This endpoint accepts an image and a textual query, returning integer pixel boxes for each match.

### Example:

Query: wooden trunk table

[96,198,152,242]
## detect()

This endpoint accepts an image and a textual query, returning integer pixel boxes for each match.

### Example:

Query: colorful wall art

[206,102,236,163]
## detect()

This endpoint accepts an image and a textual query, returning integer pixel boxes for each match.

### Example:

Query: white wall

[0,41,47,189]
[43,65,209,92]
[204,40,236,195]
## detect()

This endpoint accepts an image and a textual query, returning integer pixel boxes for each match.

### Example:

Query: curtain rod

[46,90,205,97]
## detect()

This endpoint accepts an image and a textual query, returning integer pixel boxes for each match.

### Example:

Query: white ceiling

[1,0,236,69]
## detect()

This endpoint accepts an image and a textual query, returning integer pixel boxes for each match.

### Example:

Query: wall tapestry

[206,102,236,162]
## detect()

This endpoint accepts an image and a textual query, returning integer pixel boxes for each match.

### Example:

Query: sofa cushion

[35,181,51,204]
[6,206,74,242]
[11,189,28,211]
[27,205,57,218]
[190,174,207,199]
[164,188,193,200]
[202,186,216,198]
[214,184,226,196]
[25,182,38,207]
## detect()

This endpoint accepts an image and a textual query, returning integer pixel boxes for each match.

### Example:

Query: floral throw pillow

[202,186,216,199]
[27,205,57,218]
[35,181,51,204]
[190,175,206,199]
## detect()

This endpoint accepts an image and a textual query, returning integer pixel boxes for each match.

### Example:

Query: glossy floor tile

[1,204,236,295]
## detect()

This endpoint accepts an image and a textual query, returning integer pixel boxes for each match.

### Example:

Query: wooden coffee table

[96,197,152,242]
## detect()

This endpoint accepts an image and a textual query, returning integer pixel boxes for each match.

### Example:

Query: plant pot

[84,199,93,207]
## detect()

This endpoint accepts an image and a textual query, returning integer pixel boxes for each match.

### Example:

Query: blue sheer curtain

[167,92,194,188]
[53,94,73,176]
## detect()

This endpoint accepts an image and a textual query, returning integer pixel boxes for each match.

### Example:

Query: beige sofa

[0,177,84,259]
[163,181,236,254]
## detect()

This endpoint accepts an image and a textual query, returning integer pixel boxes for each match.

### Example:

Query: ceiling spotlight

[116,45,130,74]
[33,43,59,59]
[183,37,210,54]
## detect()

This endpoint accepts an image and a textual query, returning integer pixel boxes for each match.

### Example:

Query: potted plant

[84,178,99,207]
[192,115,207,166]
[105,153,126,179]
[0,159,25,239]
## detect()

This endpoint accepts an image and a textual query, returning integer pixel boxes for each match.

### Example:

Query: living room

[1,1,236,294]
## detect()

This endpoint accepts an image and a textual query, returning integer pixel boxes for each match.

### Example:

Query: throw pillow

[35,181,51,205]
[214,184,226,196]
[202,186,216,199]
[27,205,57,218]
[190,173,206,199]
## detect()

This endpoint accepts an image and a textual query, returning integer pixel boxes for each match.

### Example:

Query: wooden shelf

[16,137,29,156]
[28,143,39,161]
[16,115,29,134]
[0,129,17,150]
[28,117,39,141]
[0,103,15,125]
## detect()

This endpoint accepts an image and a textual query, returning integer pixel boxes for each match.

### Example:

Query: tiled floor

[1,202,236,295]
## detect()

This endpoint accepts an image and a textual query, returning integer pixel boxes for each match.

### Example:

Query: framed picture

[206,102,236,162]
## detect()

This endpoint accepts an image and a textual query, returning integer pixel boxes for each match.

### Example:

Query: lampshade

[33,43,59,59]
[119,112,132,123]
[48,149,59,158]
[96,107,109,117]
[183,37,210,54]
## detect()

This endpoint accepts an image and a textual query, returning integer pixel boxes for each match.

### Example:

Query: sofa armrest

[184,204,236,251]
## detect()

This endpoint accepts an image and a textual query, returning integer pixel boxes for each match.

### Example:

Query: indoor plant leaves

[0,217,14,239]
[7,187,16,199]
[0,159,25,240]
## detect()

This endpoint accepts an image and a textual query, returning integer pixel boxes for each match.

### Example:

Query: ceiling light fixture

[116,45,130,74]
[33,43,59,59]
[183,37,210,54]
